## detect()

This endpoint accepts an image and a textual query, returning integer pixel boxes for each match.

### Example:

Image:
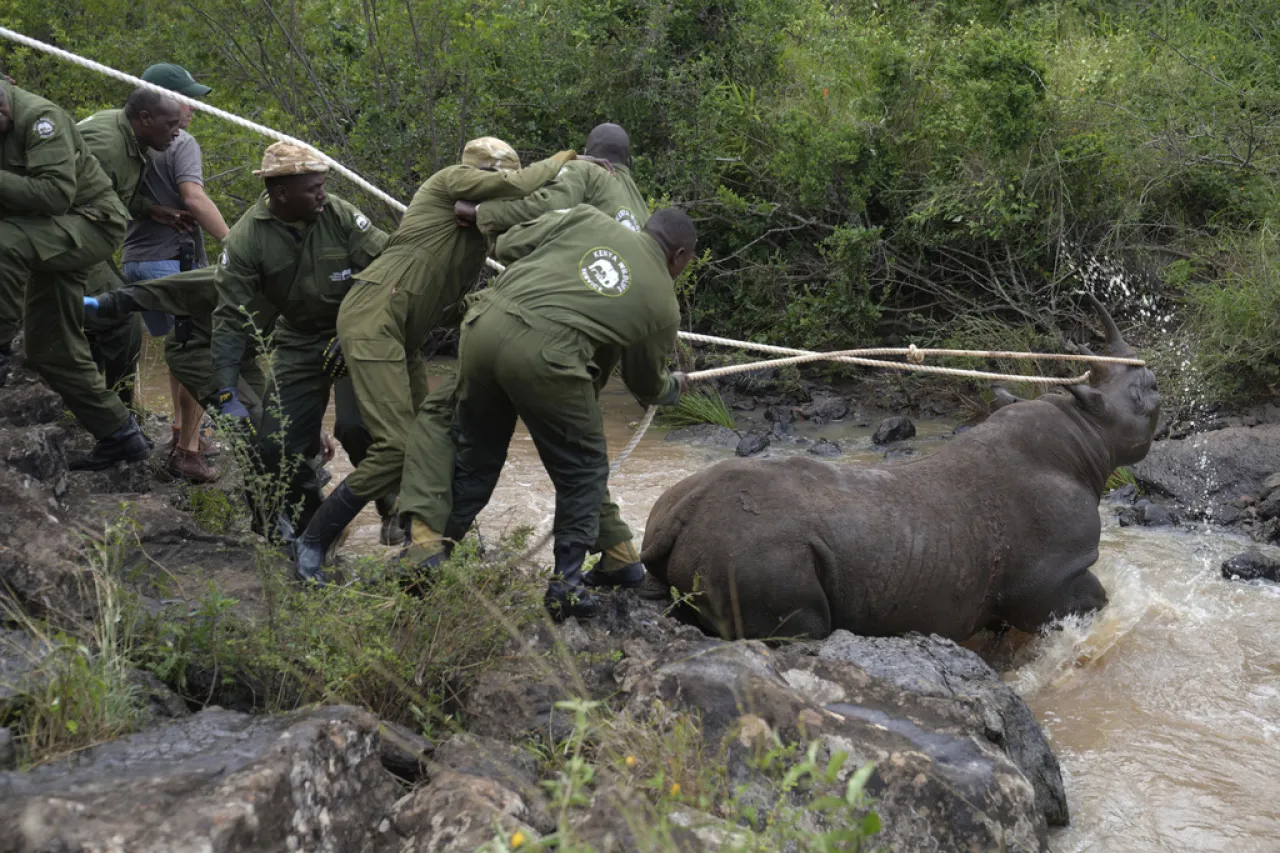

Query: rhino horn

[1084,293,1132,357]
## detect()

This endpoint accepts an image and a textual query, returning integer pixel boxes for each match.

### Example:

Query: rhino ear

[1065,383,1106,414]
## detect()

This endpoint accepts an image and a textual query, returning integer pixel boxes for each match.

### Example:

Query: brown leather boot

[167,446,220,483]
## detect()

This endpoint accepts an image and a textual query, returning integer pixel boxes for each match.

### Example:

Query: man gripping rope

[440,204,693,618]
[290,136,591,581]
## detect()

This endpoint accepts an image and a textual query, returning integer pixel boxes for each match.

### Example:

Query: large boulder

[1134,425,1280,519]
[0,706,401,853]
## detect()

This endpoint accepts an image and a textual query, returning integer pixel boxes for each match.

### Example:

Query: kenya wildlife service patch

[33,117,55,139]
[579,247,631,297]
[615,208,640,232]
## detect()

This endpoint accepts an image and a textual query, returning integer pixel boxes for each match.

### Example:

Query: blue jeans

[123,259,183,337]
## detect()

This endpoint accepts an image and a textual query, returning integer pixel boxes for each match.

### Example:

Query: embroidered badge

[579,248,631,297]
[615,208,640,232]
[33,118,55,139]
[354,213,371,232]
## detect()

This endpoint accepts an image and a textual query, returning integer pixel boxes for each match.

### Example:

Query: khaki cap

[461,136,520,171]
[253,141,330,179]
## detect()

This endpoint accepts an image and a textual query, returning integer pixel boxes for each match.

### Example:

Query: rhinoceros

[641,298,1159,641]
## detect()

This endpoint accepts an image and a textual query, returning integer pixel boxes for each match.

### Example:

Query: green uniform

[213,193,387,525]
[334,151,573,504]
[445,204,680,550]
[78,109,155,411]
[109,266,269,420]
[0,81,133,439]
[400,160,650,549]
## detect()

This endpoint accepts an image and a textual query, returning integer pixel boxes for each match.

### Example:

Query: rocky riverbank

[0,363,1072,851]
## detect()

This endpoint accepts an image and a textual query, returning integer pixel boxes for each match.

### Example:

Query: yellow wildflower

[511,830,527,848]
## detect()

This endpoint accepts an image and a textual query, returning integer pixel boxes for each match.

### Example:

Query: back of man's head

[124,86,174,120]
[644,207,696,254]
[584,123,631,166]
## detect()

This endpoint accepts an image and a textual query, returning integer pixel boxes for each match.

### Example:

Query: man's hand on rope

[321,336,348,380]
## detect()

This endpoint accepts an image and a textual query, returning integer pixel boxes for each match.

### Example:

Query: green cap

[141,63,211,98]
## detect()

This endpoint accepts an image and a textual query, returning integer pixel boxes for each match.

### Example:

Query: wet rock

[764,404,795,425]
[1256,490,1280,521]
[872,415,915,445]
[129,669,192,724]
[799,395,851,424]
[1262,472,1280,497]
[380,768,538,852]
[1221,550,1280,583]
[621,637,1052,852]
[0,705,399,852]
[662,424,740,449]
[816,630,1068,829]
[1103,483,1138,504]
[1212,505,1242,526]
[1117,500,1177,528]
[378,719,435,783]
[882,446,917,461]
[731,368,780,396]
[769,418,795,438]
[807,438,842,458]
[731,398,756,412]
[1134,426,1280,521]
[571,791,705,852]
[736,431,770,457]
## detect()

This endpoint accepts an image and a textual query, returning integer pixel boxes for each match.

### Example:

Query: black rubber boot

[584,560,647,589]
[376,494,405,546]
[69,416,151,471]
[545,543,600,621]
[293,481,366,583]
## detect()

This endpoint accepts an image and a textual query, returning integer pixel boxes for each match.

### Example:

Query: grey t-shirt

[122,129,208,265]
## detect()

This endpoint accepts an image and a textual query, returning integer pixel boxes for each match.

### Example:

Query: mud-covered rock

[431,732,554,833]
[735,431,770,457]
[807,438,843,457]
[662,424,740,449]
[0,382,66,428]
[0,466,92,619]
[0,425,65,482]
[1116,499,1178,528]
[0,705,399,853]
[800,395,851,424]
[872,415,916,445]
[1221,550,1280,583]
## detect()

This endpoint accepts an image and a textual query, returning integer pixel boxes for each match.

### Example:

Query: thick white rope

[0,26,410,216]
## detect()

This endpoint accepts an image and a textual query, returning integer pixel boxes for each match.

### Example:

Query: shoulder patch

[354,213,371,232]
[615,208,640,232]
[33,117,55,139]
[579,247,631,297]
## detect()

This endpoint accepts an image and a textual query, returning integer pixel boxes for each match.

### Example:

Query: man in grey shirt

[122,63,229,483]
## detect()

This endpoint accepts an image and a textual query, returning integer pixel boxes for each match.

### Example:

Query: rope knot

[906,344,925,365]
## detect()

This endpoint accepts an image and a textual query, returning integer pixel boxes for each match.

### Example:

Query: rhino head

[1065,294,1161,467]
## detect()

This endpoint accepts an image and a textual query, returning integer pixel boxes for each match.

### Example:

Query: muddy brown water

[137,344,1280,852]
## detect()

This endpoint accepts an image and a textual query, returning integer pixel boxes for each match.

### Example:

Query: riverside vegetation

[3,0,1279,408]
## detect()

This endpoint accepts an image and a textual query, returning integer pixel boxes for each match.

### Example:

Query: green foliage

[4,0,1280,396]
[1105,466,1137,492]
[1,519,145,766]
[133,541,545,731]
[182,485,242,535]
[658,388,737,430]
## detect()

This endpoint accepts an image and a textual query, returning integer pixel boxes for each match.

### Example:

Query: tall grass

[658,388,737,430]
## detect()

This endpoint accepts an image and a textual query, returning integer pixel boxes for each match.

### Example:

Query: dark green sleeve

[620,323,681,406]
[212,240,262,390]
[128,191,154,220]
[0,111,78,215]
[493,208,573,265]
[122,267,219,316]
[443,151,576,203]
[474,164,588,235]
